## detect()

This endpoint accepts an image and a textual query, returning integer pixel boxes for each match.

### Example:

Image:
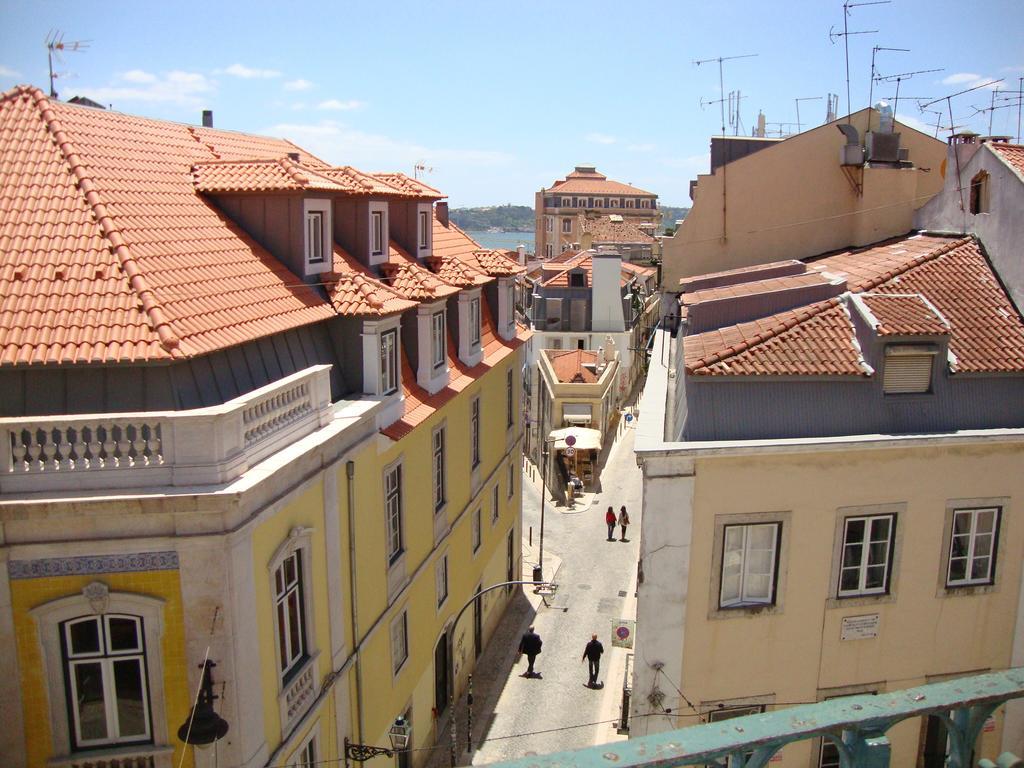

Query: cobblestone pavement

[467,417,643,764]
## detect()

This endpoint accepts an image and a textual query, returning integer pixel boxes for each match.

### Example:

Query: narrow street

[472,415,643,763]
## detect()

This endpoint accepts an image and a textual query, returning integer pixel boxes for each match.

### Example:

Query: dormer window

[303,199,331,275]
[882,344,937,394]
[970,171,989,214]
[470,297,481,347]
[432,311,446,368]
[457,289,484,366]
[381,329,399,395]
[569,271,585,288]
[369,201,388,264]
[418,204,432,254]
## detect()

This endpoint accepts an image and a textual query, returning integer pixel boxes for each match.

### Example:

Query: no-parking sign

[611,619,635,648]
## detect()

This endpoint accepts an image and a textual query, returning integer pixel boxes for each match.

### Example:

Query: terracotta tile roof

[371,172,445,199]
[538,252,649,288]
[191,125,329,167]
[380,240,460,300]
[324,244,417,317]
[192,157,353,193]
[684,234,1024,376]
[989,142,1024,180]
[679,260,805,291]
[544,348,600,383]
[547,168,656,197]
[680,272,836,307]
[577,214,655,244]
[425,253,492,287]
[0,85,335,366]
[429,217,523,278]
[857,293,950,336]
[381,301,528,439]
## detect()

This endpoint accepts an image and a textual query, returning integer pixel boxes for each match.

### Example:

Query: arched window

[969,171,989,214]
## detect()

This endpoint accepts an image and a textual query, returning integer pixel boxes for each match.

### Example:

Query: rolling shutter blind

[883,345,936,394]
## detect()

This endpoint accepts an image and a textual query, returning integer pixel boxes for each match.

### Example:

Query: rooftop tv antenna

[827,93,840,122]
[694,53,758,137]
[413,162,434,180]
[868,45,909,111]
[874,67,942,120]
[969,87,1023,137]
[829,0,888,122]
[46,30,90,99]
[794,96,823,133]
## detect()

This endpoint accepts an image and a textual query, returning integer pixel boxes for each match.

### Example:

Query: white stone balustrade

[0,365,334,494]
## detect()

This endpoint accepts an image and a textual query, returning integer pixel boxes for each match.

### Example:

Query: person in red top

[605,506,617,541]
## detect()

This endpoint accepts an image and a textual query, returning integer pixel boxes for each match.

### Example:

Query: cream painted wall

[661,108,947,288]
[664,441,1024,765]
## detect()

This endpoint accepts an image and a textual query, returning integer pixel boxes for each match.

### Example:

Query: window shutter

[883,345,936,394]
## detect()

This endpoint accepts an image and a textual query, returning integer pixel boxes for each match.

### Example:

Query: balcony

[0,365,334,494]
[487,669,1024,768]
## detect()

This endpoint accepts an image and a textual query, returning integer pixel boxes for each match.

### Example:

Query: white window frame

[561,218,572,234]
[545,216,553,232]
[390,610,409,675]
[472,507,482,553]
[545,244,553,258]
[267,527,316,680]
[471,396,481,469]
[303,199,332,275]
[719,522,780,609]
[436,554,449,608]
[432,425,446,513]
[32,587,170,759]
[292,726,319,768]
[609,198,619,208]
[470,297,481,348]
[385,462,404,564]
[380,328,399,396]
[274,549,309,677]
[625,198,635,208]
[561,197,572,207]
[432,311,446,368]
[369,201,389,264]
[837,514,895,597]
[418,205,431,252]
[946,507,1000,587]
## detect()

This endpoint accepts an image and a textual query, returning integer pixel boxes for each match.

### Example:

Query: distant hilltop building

[535,166,660,261]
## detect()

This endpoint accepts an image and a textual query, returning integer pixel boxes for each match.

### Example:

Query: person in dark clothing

[605,506,617,541]
[518,626,543,677]
[582,633,604,687]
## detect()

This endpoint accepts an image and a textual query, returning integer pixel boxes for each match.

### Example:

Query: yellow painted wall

[683,442,1023,765]
[252,480,332,748]
[661,109,948,287]
[11,569,192,768]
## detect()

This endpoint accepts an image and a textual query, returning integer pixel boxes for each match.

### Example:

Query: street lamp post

[344,716,411,768]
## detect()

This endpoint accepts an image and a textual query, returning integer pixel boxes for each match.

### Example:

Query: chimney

[287,152,300,162]
[436,201,449,227]
[590,249,626,333]
[756,111,766,138]
[517,244,526,265]
[202,110,213,128]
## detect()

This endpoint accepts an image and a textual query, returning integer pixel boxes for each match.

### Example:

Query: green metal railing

[487,668,1024,768]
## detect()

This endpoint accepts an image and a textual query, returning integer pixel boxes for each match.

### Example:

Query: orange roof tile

[0,85,335,366]
[578,214,656,244]
[547,167,656,197]
[318,166,410,195]
[544,348,600,383]
[371,172,445,199]
[431,216,526,277]
[424,254,492,287]
[380,240,460,301]
[684,235,1024,376]
[324,244,417,317]
[989,142,1024,180]
[192,157,353,193]
[680,272,834,307]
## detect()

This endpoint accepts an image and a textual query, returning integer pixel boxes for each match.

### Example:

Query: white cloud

[284,78,313,91]
[222,63,281,79]
[1001,65,1024,74]
[627,143,656,153]
[75,70,215,107]
[290,102,308,111]
[120,69,157,84]
[317,98,364,111]
[0,65,22,78]
[894,112,939,137]
[940,72,1002,91]
[585,132,616,144]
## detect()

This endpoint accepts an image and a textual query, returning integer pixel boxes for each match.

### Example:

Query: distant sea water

[465,230,534,253]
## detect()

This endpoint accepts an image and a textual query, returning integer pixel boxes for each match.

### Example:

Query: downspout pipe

[346,459,365,745]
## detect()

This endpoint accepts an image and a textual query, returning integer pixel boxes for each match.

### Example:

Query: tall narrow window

[470,297,481,347]
[275,551,308,676]
[838,515,894,597]
[386,464,404,563]
[506,368,514,428]
[306,211,324,264]
[436,555,449,607]
[507,461,515,498]
[391,611,408,674]
[432,427,446,512]
[491,483,500,524]
[562,218,572,233]
[61,614,151,748]
[969,171,989,214]
[720,523,780,608]
[545,217,553,232]
[380,329,398,395]
[472,507,482,553]
[947,507,1000,586]
[372,210,384,255]
[419,209,430,249]
[296,733,318,768]
[432,311,446,368]
[471,397,481,468]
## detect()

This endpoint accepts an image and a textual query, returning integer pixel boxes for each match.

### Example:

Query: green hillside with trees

[450,205,533,231]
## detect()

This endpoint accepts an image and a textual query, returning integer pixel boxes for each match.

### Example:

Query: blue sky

[1,0,1021,207]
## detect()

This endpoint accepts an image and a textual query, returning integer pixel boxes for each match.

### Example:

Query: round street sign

[615,625,631,641]
[565,434,577,447]
[564,447,575,457]
[625,413,634,423]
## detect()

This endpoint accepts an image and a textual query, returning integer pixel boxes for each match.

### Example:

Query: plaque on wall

[840,613,880,640]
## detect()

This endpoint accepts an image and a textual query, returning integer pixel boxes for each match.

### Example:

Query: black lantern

[178,660,230,747]
[344,717,411,768]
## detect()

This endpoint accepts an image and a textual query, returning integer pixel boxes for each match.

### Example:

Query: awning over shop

[549,427,602,451]
[562,403,593,424]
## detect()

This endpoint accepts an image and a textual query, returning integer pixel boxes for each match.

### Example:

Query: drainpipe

[346,460,365,744]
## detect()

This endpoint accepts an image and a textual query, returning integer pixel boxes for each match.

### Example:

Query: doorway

[434,632,448,716]
[473,582,483,659]
[506,529,515,594]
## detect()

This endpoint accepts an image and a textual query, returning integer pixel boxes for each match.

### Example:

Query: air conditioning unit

[866,131,901,162]
[841,144,865,166]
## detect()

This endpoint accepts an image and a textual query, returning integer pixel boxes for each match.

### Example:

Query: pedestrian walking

[518,626,543,677]
[581,633,604,687]
[618,505,630,541]
[605,506,617,541]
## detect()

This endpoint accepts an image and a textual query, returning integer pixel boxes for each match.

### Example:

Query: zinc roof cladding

[371,172,446,199]
[577,213,655,244]
[0,85,337,366]
[324,244,417,317]
[380,240,460,300]
[989,142,1024,180]
[545,348,600,383]
[192,157,353,193]
[858,293,950,336]
[684,234,1024,376]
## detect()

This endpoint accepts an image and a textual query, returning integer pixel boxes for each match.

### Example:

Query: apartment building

[0,85,528,768]
[534,166,659,260]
